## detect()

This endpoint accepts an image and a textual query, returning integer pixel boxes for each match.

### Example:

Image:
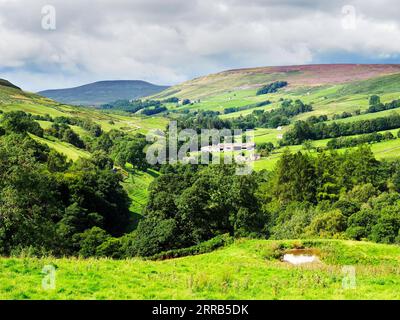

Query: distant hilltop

[0,79,21,90]
[38,80,170,106]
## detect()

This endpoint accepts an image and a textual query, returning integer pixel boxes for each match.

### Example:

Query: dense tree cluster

[261,147,400,243]
[142,105,167,116]
[332,111,354,120]
[114,146,400,257]
[256,81,288,95]
[282,113,400,145]
[0,111,44,137]
[223,100,271,114]
[231,99,312,129]
[47,123,86,149]
[54,116,102,137]
[177,111,231,132]
[177,99,312,132]
[327,131,395,149]
[0,130,131,256]
[306,115,328,124]
[366,95,400,113]
[100,99,165,115]
[182,99,191,105]
[162,97,179,103]
[131,164,265,256]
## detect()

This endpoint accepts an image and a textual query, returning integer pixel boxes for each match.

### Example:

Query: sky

[1,0,400,92]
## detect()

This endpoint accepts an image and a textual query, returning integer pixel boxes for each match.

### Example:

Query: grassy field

[30,134,91,161]
[122,169,159,214]
[0,239,399,300]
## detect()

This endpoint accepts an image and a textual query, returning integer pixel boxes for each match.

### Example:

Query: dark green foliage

[1,111,44,137]
[54,116,102,137]
[101,99,167,115]
[77,227,111,258]
[327,132,395,149]
[257,142,275,156]
[147,234,233,260]
[231,99,312,129]
[111,133,149,170]
[223,100,271,114]
[0,79,21,90]
[256,81,288,95]
[306,115,328,124]
[47,150,70,172]
[142,105,167,115]
[162,97,179,103]
[282,113,400,145]
[271,150,317,203]
[369,95,381,106]
[178,111,230,132]
[47,123,85,149]
[0,130,131,256]
[365,96,400,113]
[332,112,353,120]
[130,165,266,256]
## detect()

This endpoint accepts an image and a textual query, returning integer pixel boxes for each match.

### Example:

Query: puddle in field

[282,249,320,265]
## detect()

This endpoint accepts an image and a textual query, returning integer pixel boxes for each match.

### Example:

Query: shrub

[77,227,110,258]
[306,210,347,238]
[147,234,233,260]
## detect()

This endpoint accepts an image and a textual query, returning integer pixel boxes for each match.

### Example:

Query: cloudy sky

[1,0,400,91]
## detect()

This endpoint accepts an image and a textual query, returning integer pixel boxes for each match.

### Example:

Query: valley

[1,63,400,300]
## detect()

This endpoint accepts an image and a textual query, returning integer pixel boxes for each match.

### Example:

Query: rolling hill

[2,66,400,300]
[148,64,400,171]
[38,80,170,106]
[151,64,400,100]
[0,79,21,90]
[0,78,166,230]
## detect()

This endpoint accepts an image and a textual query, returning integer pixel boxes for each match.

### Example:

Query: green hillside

[151,64,400,100]
[0,83,168,135]
[1,239,399,299]
[147,64,400,171]
[0,81,168,221]
[38,80,170,106]
[2,66,400,301]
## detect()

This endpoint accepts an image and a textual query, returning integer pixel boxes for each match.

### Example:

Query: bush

[77,227,110,258]
[256,81,288,95]
[147,234,233,260]
[1,111,44,137]
[306,210,347,238]
[132,218,179,257]
[96,238,123,259]
[370,212,400,244]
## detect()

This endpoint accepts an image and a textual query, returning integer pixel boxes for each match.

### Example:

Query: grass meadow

[1,239,399,300]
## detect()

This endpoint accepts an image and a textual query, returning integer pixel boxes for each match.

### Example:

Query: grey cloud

[1,0,400,91]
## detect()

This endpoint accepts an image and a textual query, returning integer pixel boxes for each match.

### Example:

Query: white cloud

[0,0,400,91]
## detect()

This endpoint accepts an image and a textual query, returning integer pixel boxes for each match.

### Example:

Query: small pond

[282,248,320,265]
